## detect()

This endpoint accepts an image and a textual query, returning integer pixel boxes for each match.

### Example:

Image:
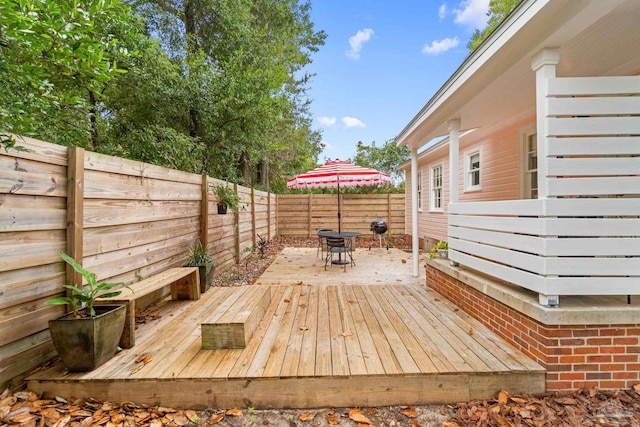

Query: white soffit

[396,0,639,152]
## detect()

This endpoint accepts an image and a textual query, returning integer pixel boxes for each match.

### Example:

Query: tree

[0,0,141,148]
[467,0,522,52]
[351,139,410,193]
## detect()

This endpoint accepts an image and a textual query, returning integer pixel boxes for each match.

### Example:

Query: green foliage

[429,241,448,259]
[467,0,523,52]
[45,251,129,318]
[351,138,410,193]
[185,241,213,267]
[214,184,240,210]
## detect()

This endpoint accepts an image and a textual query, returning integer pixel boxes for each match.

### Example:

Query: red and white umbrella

[287,159,391,232]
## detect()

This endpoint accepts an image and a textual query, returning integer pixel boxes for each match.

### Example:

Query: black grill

[370,219,388,235]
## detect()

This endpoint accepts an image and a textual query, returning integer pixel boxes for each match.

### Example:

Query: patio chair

[324,236,355,272]
[316,228,334,258]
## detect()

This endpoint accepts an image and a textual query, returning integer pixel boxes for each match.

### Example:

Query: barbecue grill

[369,219,389,250]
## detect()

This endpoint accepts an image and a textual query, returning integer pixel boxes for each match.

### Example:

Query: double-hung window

[464,146,482,192]
[430,163,443,211]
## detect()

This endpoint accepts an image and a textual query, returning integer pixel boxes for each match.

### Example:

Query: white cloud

[452,0,490,29]
[438,3,448,20]
[422,37,460,55]
[318,116,336,127]
[346,28,374,60]
[342,116,366,128]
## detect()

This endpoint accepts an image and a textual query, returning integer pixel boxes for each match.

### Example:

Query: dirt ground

[7,235,638,427]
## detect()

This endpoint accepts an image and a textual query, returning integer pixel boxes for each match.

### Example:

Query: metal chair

[324,236,355,272]
[316,228,333,258]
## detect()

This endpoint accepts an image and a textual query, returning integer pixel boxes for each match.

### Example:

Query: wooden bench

[99,267,200,349]
[201,286,271,349]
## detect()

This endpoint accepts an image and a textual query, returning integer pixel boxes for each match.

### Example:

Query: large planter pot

[48,304,126,372]
[198,263,214,293]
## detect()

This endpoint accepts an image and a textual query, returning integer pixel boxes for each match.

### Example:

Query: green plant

[185,241,213,266]
[46,251,129,318]
[429,240,448,259]
[214,184,240,211]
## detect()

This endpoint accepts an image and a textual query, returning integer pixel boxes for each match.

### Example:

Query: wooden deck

[28,248,544,409]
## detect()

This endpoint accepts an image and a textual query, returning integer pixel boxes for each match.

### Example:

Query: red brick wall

[426,265,640,391]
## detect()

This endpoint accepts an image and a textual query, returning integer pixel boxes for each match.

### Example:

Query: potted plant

[429,241,448,259]
[45,251,130,372]
[185,241,214,293]
[214,184,239,214]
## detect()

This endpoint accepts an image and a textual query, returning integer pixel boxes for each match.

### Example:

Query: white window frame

[417,170,423,212]
[429,162,443,212]
[519,124,538,199]
[464,146,482,192]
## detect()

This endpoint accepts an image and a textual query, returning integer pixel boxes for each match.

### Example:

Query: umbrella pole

[337,181,341,233]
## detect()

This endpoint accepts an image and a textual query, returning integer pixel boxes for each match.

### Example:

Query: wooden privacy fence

[277,193,405,237]
[0,136,275,388]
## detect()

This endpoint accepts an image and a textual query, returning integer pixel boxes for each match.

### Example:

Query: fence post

[200,175,209,246]
[234,183,240,264]
[267,193,272,240]
[387,193,392,235]
[66,147,84,290]
[251,187,256,247]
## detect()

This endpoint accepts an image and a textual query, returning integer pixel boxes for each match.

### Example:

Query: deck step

[201,286,271,349]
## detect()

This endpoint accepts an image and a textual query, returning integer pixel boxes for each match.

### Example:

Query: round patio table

[318,231,361,265]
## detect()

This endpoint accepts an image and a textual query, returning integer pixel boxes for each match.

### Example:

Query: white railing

[448,198,640,298]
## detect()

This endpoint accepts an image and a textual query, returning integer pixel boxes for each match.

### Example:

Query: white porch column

[448,119,461,203]
[531,48,560,307]
[531,48,559,200]
[410,147,419,277]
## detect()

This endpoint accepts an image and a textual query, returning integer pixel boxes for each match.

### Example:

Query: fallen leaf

[150,419,163,427]
[498,390,509,405]
[468,327,474,335]
[401,407,418,418]
[434,298,441,302]
[226,408,242,417]
[208,414,224,424]
[185,410,199,423]
[634,384,640,395]
[556,397,577,405]
[366,408,376,415]
[349,413,371,424]
[284,298,290,303]
[327,410,335,415]
[442,422,461,427]
[130,364,144,374]
[299,326,309,331]
[299,412,316,421]
[410,419,421,427]
[401,259,407,264]
[327,415,339,425]
[348,300,357,304]
[340,331,353,337]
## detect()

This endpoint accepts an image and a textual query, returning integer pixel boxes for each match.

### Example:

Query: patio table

[318,231,360,265]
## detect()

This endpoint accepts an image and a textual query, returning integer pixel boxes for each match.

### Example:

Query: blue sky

[306,0,491,162]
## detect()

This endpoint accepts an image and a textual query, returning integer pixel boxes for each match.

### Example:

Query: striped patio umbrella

[287,159,391,232]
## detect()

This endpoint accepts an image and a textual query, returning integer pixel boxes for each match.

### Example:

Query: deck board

[28,247,545,409]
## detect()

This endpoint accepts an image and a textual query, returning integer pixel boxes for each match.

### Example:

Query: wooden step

[201,286,271,349]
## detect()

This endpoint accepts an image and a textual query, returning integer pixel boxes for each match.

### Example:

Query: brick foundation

[426,265,640,391]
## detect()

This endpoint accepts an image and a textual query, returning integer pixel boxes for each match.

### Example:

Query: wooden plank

[0,169,67,197]
[547,157,640,176]
[326,285,349,377]
[297,285,319,377]
[262,286,301,378]
[548,96,640,116]
[360,287,420,374]
[351,286,402,375]
[548,116,640,137]
[315,285,332,376]
[546,75,640,96]
[548,176,640,197]
[548,136,640,156]
[342,286,383,375]
[280,284,310,377]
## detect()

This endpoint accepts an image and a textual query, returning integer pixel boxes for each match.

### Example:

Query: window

[523,132,538,199]
[430,163,443,211]
[464,147,482,192]
[417,170,423,211]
